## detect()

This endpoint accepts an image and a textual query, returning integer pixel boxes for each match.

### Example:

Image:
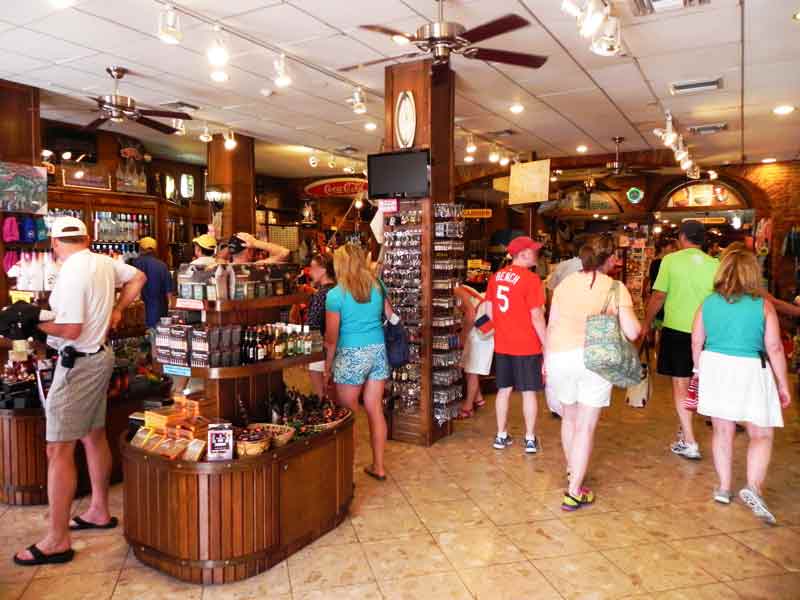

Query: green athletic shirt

[653,247,719,333]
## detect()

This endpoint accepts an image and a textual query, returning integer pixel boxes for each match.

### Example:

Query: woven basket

[309,409,352,432]
[236,438,268,457]
[247,423,295,447]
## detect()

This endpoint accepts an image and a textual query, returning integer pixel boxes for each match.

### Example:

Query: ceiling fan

[83,67,192,134]
[340,1,548,73]
[604,136,657,176]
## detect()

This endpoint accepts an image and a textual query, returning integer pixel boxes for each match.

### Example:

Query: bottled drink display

[94,211,152,242]
[240,323,314,364]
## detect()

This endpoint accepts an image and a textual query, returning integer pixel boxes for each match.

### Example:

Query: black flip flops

[13,544,74,566]
[69,516,119,531]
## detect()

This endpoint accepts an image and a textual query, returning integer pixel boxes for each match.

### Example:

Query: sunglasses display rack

[381,199,463,446]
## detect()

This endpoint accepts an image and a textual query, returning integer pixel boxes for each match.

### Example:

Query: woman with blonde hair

[325,243,394,480]
[691,243,791,523]
[546,233,641,511]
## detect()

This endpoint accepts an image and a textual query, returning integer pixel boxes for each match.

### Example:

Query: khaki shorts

[45,347,115,442]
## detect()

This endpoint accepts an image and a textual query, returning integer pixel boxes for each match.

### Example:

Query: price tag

[175,298,205,310]
[163,364,192,377]
[378,198,398,213]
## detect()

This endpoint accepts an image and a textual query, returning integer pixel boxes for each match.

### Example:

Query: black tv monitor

[367,150,429,199]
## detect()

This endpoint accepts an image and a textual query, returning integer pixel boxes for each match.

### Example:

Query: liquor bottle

[303,325,313,355]
[132,214,139,240]
[249,327,258,364]
[257,327,266,362]
[240,328,249,364]
[273,325,285,359]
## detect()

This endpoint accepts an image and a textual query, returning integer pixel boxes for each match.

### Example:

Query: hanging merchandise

[754,217,772,255]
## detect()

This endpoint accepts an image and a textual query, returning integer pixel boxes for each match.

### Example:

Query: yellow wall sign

[463,209,493,219]
[509,159,551,205]
[467,259,484,269]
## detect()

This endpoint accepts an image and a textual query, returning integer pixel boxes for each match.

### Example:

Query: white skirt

[462,328,493,376]
[545,348,613,409]
[697,351,784,428]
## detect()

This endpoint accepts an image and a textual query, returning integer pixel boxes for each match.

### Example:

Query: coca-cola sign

[304,177,367,198]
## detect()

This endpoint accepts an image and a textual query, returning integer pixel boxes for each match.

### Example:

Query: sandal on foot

[455,409,474,420]
[363,466,386,481]
[70,516,118,531]
[474,398,487,409]
[561,488,595,512]
[13,544,74,566]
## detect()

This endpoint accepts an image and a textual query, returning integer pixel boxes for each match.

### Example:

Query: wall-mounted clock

[395,90,416,149]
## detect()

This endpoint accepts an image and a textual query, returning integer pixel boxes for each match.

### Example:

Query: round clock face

[395,91,416,149]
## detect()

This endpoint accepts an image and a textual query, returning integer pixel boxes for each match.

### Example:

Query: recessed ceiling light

[762,157,777,163]
[773,104,795,116]
[464,155,475,163]
[592,213,600,218]
[576,145,588,153]
[260,88,273,97]
[364,121,377,131]
[74,169,85,179]
[509,103,524,114]
[61,151,72,160]
[392,34,410,45]
[602,215,609,220]
[210,70,229,83]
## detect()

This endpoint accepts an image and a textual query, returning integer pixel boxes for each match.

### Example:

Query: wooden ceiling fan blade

[139,109,193,119]
[135,116,178,135]
[84,117,110,131]
[339,52,421,72]
[465,47,547,69]
[360,25,415,40]
[460,14,529,44]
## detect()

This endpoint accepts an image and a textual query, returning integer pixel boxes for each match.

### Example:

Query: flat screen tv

[367,150,429,199]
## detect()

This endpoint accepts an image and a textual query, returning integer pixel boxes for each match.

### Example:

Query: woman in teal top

[325,243,394,481]
[691,244,791,524]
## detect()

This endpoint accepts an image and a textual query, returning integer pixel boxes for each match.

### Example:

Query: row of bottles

[166,216,186,244]
[11,250,59,292]
[44,209,84,236]
[94,212,153,242]
[240,324,318,364]
[90,242,140,262]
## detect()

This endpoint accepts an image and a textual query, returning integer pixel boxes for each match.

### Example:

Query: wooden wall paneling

[207,133,255,239]
[0,80,40,166]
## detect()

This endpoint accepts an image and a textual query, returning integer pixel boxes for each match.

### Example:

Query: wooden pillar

[0,79,40,165]
[206,133,255,238]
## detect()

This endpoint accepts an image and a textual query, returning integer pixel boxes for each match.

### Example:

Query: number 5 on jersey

[496,284,510,313]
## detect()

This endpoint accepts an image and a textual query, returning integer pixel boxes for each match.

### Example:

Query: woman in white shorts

[454,284,494,418]
[305,253,336,400]
[691,244,791,523]
[546,234,640,511]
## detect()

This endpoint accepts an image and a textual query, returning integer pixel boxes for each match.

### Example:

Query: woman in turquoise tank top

[691,244,791,524]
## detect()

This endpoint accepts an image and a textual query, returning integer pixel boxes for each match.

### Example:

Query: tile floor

[1,374,799,599]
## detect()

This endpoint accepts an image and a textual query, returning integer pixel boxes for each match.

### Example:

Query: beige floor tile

[627,504,722,541]
[603,542,717,592]
[350,480,408,512]
[34,534,129,578]
[112,567,202,600]
[0,507,53,540]
[458,561,561,600]
[306,518,358,548]
[201,560,290,600]
[499,519,594,559]
[730,527,800,572]
[362,534,451,581]
[532,551,645,599]
[563,511,660,550]
[683,500,767,533]
[0,582,28,600]
[292,583,381,600]
[413,499,491,533]
[434,526,524,569]
[378,571,471,600]
[287,541,374,592]
[651,583,736,599]
[351,502,426,542]
[471,490,557,526]
[730,573,800,599]
[597,480,671,511]
[0,537,39,585]
[669,535,784,582]
[20,571,118,600]
[398,480,468,504]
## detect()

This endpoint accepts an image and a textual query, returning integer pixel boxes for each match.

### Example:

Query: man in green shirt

[642,220,718,460]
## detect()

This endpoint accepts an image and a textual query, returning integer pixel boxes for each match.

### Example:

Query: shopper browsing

[485,236,547,453]
[325,243,395,480]
[642,220,718,460]
[546,234,641,511]
[306,253,337,401]
[190,233,217,268]
[691,244,791,523]
[233,232,291,264]
[130,237,173,347]
[453,283,493,418]
[14,217,146,567]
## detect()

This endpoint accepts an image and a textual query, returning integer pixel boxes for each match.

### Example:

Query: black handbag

[384,319,410,369]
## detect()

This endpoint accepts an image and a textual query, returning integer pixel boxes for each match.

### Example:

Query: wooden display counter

[0,393,143,505]
[121,415,354,584]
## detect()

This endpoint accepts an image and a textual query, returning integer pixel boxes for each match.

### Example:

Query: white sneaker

[713,489,733,504]
[670,439,701,460]
[739,486,777,525]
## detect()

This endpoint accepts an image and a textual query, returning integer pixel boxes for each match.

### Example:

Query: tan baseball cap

[139,236,157,250]
[192,233,217,250]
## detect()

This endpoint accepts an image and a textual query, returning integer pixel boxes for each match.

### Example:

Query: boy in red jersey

[485,236,547,453]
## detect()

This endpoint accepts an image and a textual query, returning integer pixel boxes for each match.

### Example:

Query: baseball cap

[21,216,37,243]
[227,235,247,255]
[507,235,543,256]
[139,236,157,251]
[50,216,87,238]
[679,219,705,245]
[35,218,48,242]
[3,217,19,243]
[192,233,217,250]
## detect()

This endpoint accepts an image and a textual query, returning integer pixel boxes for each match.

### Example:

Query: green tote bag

[583,280,642,388]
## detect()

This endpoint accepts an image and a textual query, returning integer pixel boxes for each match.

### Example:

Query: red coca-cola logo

[304,178,367,198]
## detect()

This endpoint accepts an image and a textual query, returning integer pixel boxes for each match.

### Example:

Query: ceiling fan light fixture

[561,0,584,18]
[172,119,186,136]
[349,87,367,114]
[224,130,237,151]
[207,35,229,67]
[579,0,608,39]
[391,34,411,45]
[210,70,229,83]
[273,54,292,88]
[158,4,183,45]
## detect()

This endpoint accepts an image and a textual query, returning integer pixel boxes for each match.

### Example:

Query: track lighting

[172,119,186,136]
[344,165,355,174]
[687,164,701,179]
[207,29,229,67]
[465,135,477,154]
[158,4,183,45]
[273,54,292,88]
[348,87,367,114]
[223,130,237,151]
[590,15,621,56]
[199,125,212,143]
[464,155,475,163]
[364,121,377,131]
[309,151,319,168]
[680,157,693,170]
[488,145,500,163]
[327,154,336,169]
[499,155,510,167]
[579,0,609,39]
[674,136,688,161]
[392,33,411,46]
[654,112,677,147]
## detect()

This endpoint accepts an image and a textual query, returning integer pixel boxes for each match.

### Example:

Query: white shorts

[462,328,493,376]
[308,360,325,372]
[545,348,613,409]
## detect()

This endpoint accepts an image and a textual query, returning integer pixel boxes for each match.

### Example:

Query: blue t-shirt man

[130,244,173,328]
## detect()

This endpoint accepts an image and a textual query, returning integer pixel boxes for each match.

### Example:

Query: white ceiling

[1,0,798,178]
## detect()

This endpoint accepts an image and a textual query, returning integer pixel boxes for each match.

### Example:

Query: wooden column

[207,133,255,238]
[0,80,40,165]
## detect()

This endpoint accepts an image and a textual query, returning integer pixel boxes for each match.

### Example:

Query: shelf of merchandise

[170,293,310,314]
[159,352,323,380]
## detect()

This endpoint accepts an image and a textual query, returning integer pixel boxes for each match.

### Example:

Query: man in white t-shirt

[15,217,146,567]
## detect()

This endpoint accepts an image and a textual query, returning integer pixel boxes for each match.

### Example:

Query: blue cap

[21,216,37,243]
